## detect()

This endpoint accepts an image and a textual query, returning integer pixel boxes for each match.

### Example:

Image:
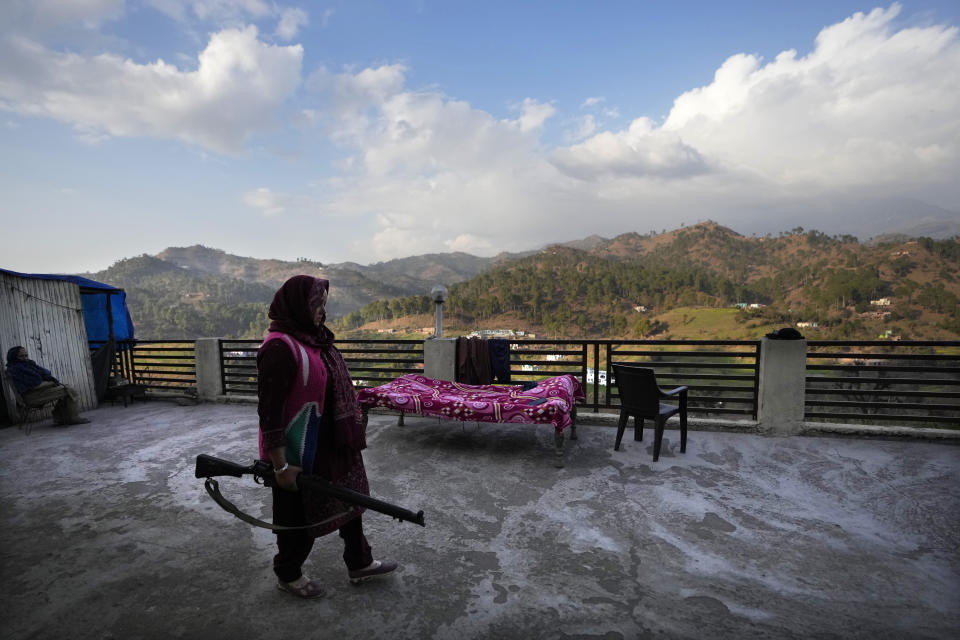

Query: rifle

[195,454,425,528]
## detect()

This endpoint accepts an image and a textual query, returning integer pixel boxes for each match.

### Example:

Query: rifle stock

[194,454,425,527]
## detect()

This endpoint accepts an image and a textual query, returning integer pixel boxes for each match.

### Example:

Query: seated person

[5,346,90,425]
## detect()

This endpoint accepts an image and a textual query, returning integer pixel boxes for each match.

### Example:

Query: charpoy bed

[357,374,585,467]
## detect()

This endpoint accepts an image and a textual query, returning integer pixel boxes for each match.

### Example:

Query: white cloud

[581,96,604,108]
[552,4,960,191]
[0,26,303,153]
[146,0,271,24]
[512,98,556,132]
[553,117,709,179]
[308,4,960,260]
[146,1,309,41]
[7,0,125,30]
[565,114,597,143]
[654,4,960,188]
[243,187,288,215]
[446,233,495,254]
[275,7,308,40]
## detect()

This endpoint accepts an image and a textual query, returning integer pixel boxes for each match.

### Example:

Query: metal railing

[99,336,959,428]
[92,340,197,393]
[219,339,424,395]
[510,339,760,419]
[805,340,960,426]
[339,338,424,385]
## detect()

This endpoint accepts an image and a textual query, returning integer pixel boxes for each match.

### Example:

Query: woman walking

[257,275,396,598]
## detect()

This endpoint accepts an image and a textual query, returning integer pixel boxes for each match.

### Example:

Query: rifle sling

[203,478,354,531]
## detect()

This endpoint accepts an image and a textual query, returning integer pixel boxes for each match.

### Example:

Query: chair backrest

[612,364,661,417]
[1,368,24,402]
[1,368,29,423]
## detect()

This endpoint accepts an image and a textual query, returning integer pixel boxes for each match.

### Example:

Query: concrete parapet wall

[194,338,223,401]
[757,337,806,435]
[424,337,457,381]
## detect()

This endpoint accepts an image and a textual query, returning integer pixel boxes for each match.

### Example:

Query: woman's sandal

[348,559,398,585]
[277,576,326,599]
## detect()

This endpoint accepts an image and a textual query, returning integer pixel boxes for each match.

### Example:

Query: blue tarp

[0,269,135,344]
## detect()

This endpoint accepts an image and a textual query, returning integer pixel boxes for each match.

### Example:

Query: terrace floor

[1,402,958,640]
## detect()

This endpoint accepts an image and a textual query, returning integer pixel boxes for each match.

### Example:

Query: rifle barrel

[297,475,426,527]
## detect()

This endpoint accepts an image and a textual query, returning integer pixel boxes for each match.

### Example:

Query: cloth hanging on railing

[488,339,511,383]
[456,337,493,385]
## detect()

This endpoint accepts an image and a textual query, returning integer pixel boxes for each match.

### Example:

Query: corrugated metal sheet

[0,272,97,423]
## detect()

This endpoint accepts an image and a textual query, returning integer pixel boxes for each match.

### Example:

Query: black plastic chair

[611,364,688,462]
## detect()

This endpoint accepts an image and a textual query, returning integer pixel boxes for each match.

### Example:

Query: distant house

[585,368,609,386]
[469,329,516,338]
[796,321,819,329]
[748,303,766,309]
[633,305,650,313]
[870,298,893,306]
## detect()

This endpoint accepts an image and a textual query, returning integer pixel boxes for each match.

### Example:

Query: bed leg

[554,430,565,468]
[397,411,405,426]
[570,406,578,440]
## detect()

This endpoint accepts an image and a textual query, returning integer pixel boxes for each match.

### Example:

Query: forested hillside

[85,223,959,340]
[86,245,505,338]
[89,255,276,338]
[338,223,960,341]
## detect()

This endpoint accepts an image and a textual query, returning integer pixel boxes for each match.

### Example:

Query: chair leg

[680,410,687,453]
[633,416,643,441]
[653,417,665,462]
[614,410,628,451]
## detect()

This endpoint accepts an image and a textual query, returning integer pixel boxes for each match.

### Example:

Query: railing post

[195,338,224,401]
[757,337,807,435]
[424,337,457,382]
[591,342,599,411]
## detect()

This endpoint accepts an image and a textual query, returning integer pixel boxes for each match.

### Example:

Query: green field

[653,307,777,340]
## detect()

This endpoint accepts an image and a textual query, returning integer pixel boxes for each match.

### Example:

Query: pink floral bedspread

[357,374,585,432]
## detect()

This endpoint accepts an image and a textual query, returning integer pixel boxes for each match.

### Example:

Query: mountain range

[84,222,959,340]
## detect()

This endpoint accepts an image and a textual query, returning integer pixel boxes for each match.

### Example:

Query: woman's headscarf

[267,276,332,348]
[267,276,365,450]
[6,346,23,366]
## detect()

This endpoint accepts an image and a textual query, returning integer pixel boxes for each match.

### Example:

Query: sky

[2,0,959,274]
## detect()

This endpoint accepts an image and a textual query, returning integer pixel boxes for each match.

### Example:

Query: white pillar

[757,337,807,435]
[424,337,457,381]
[194,338,223,401]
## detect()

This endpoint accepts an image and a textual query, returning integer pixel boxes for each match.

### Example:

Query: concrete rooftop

[1,401,958,640]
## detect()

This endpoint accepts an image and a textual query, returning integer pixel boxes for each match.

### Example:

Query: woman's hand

[275,464,302,491]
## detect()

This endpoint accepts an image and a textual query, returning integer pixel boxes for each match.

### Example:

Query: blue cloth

[6,359,56,394]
